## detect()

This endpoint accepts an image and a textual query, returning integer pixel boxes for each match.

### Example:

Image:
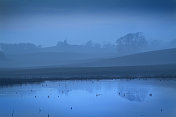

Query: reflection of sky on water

[118,86,148,102]
[0,79,176,117]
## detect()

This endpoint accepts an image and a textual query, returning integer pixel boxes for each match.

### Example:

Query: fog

[1,1,176,117]
[0,0,176,46]
[0,32,176,68]
[0,0,176,68]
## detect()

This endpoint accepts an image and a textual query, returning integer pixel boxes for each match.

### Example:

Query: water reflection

[0,79,176,117]
[118,87,148,102]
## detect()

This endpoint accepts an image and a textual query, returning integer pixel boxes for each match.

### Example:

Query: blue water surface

[0,79,176,117]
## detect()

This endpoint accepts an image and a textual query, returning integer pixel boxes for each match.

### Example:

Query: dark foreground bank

[0,64,176,85]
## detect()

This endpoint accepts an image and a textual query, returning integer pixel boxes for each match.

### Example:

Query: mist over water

[0,0,176,117]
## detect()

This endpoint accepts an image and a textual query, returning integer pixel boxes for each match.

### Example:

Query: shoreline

[0,64,176,86]
[0,77,176,87]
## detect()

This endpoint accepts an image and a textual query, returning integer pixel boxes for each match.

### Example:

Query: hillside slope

[77,48,176,67]
[0,51,5,60]
[0,52,113,68]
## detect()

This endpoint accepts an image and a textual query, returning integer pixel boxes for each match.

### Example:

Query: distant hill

[78,48,176,67]
[0,51,114,68]
[0,51,5,60]
[1,48,176,68]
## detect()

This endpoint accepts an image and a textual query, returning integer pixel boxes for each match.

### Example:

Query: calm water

[0,79,176,117]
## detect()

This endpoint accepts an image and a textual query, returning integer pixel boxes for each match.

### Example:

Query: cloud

[0,0,175,46]
[0,0,175,16]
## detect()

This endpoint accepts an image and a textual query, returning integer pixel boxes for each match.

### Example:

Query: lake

[0,79,176,117]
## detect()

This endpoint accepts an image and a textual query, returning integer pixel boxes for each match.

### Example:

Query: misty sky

[0,0,176,46]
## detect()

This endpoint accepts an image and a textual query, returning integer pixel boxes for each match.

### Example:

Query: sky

[0,0,176,46]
